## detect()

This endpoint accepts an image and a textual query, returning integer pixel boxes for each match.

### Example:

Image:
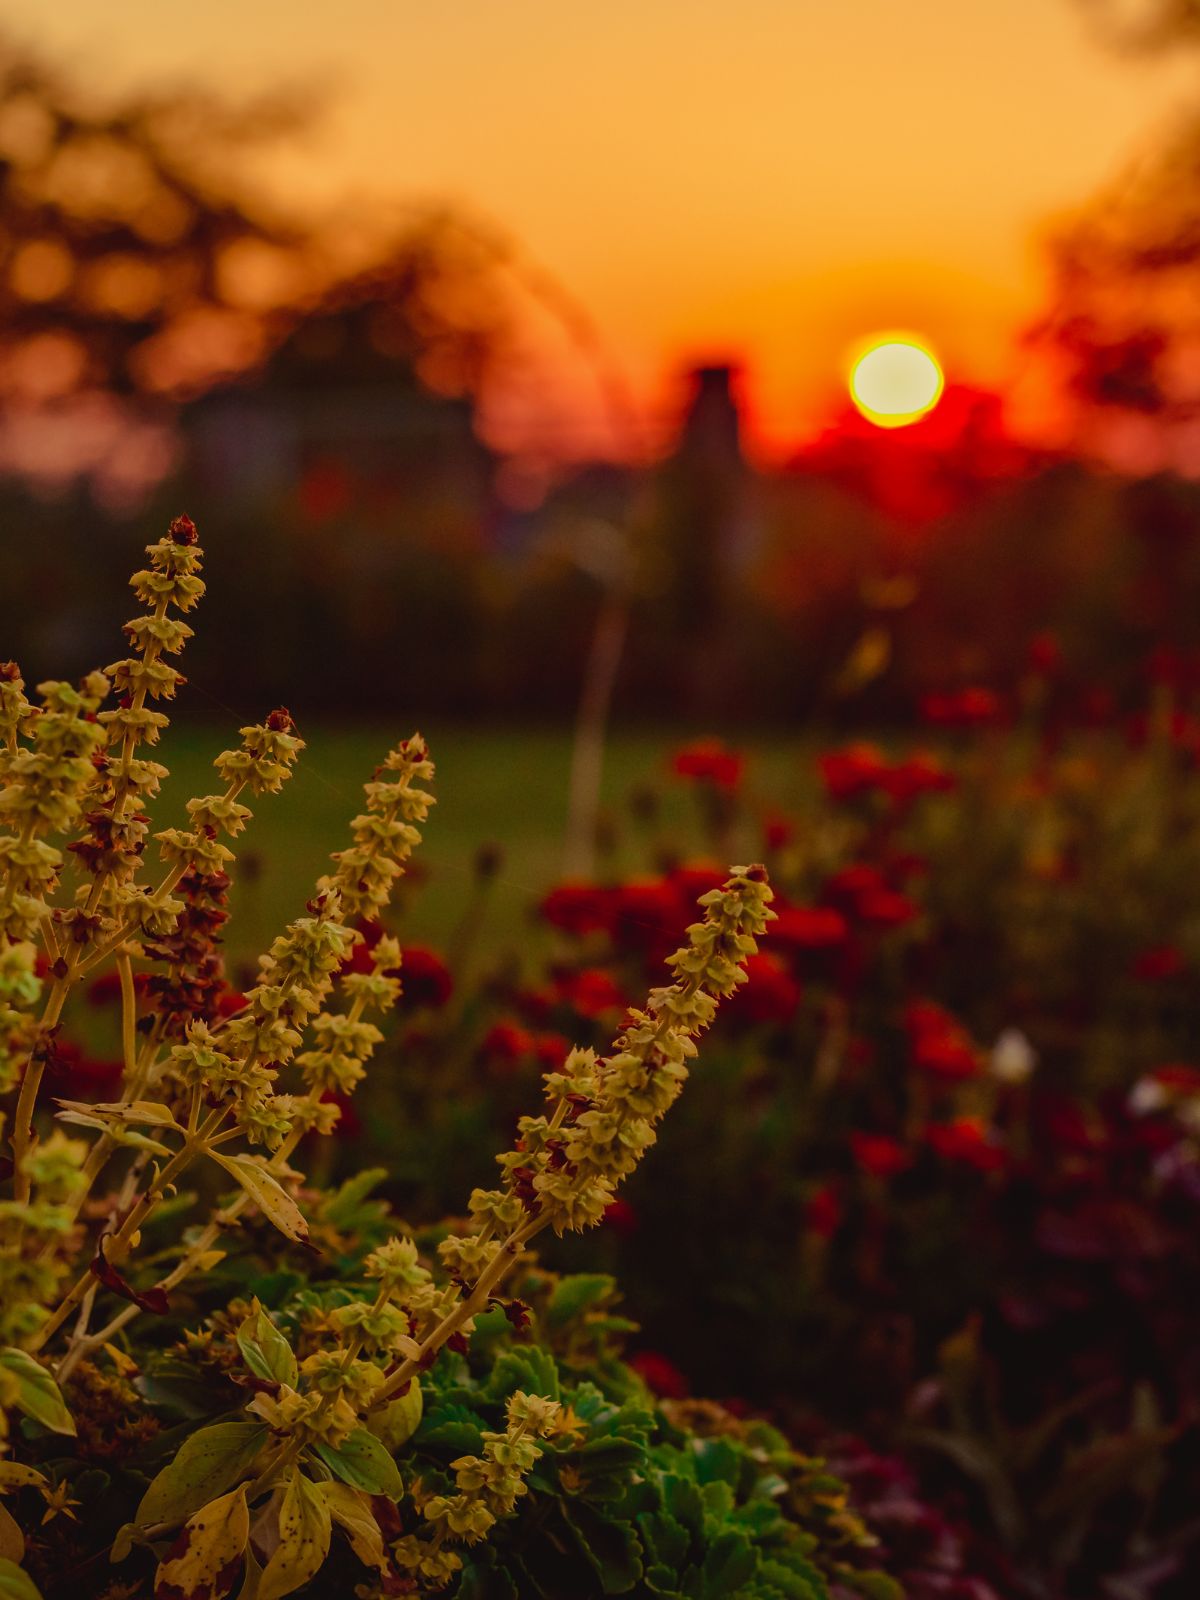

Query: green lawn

[154,720,813,973]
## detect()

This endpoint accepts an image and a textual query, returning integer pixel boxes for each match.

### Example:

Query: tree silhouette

[0,33,321,499]
[1030,7,1200,452]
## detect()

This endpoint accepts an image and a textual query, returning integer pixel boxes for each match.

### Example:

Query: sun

[848,336,944,428]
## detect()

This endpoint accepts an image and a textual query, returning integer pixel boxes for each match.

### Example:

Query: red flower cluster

[925,1117,1006,1172]
[824,865,920,932]
[552,967,626,1019]
[919,688,1007,729]
[723,951,802,1027]
[628,1350,690,1399]
[770,904,849,952]
[1131,944,1186,982]
[670,738,745,790]
[904,1001,981,1083]
[818,744,956,807]
[850,1131,912,1180]
[538,867,726,957]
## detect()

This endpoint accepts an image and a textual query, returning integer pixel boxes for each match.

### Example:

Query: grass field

[156,719,813,973]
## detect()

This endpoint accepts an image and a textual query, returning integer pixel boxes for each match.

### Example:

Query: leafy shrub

[0,519,909,1599]
[349,693,1200,1597]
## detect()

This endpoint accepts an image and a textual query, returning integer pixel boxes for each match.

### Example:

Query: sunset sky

[2,0,1194,458]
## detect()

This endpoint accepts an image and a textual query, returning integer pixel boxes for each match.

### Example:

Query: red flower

[913,1033,979,1081]
[669,863,727,904]
[1132,945,1186,982]
[1027,632,1063,676]
[554,967,625,1018]
[322,1090,362,1140]
[818,743,890,802]
[850,1132,912,1179]
[724,952,801,1026]
[671,738,745,789]
[215,987,247,1018]
[40,1038,122,1099]
[856,888,919,930]
[925,1117,1006,1172]
[480,1020,534,1062]
[1152,1063,1200,1094]
[804,1183,843,1239]
[86,971,153,1007]
[763,811,796,851]
[771,905,849,951]
[824,864,889,902]
[85,972,123,1008]
[611,879,686,950]
[919,688,1006,729]
[533,1031,572,1069]
[538,883,614,937]
[400,945,453,1010]
[603,1196,639,1236]
[881,752,956,805]
[905,1000,981,1082]
[629,1350,689,1399]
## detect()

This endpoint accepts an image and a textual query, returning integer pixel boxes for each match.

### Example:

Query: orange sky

[3,0,1194,459]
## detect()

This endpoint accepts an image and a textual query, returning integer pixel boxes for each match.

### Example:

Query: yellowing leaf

[0,1558,40,1600]
[0,1350,74,1437]
[317,1481,386,1573]
[257,1472,330,1600]
[0,1466,45,1495]
[154,1484,248,1600]
[55,1099,182,1130]
[0,1504,23,1565]
[367,1380,423,1454]
[211,1154,309,1245]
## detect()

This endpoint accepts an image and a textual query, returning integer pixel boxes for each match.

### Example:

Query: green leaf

[311,1429,402,1499]
[210,1153,309,1245]
[137,1354,219,1421]
[638,1509,692,1573]
[692,1438,744,1491]
[413,1403,485,1457]
[367,1380,423,1452]
[0,1349,74,1437]
[698,1529,756,1597]
[319,1168,389,1230]
[0,1559,41,1600]
[545,1274,617,1330]
[662,1475,705,1539]
[840,1574,903,1600]
[482,1346,560,1405]
[258,1471,331,1600]
[701,1480,735,1521]
[235,1301,298,1387]
[563,1500,643,1594]
[136,1421,268,1528]
[644,1563,685,1598]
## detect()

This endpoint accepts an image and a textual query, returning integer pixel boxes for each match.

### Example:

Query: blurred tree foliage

[0,32,319,500]
[1034,4,1200,438]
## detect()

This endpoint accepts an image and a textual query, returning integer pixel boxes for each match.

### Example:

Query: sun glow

[848,336,944,428]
